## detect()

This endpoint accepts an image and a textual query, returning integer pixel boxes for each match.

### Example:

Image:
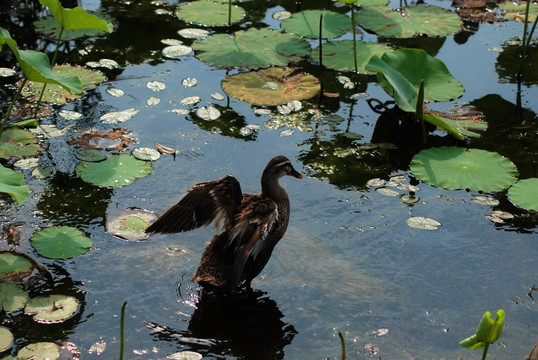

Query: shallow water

[1,0,538,359]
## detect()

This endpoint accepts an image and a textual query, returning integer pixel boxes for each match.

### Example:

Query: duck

[146,155,302,292]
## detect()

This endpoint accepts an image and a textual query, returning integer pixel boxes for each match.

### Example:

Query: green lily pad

[25,294,79,323]
[0,127,44,161]
[499,1,538,22]
[0,326,13,352]
[33,11,114,40]
[192,28,310,70]
[0,164,29,203]
[0,251,34,282]
[74,149,107,162]
[281,10,352,39]
[312,40,391,73]
[222,67,321,106]
[507,178,538,211]
[76,153,153,188]
[410,147,519,192]
[176,0,245,27]
[356,5,462,38]
[106,209,158,241]
[17,342,60,360]
[31,226,92,259]
[21,65,105,104]
[0,283,29,312]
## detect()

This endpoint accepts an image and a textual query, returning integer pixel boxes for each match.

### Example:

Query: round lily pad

[192,28,310,70]
[132,147,161,161]
[507,178,538,211]
[24,295,79,323]
[356,5,462,38]
[76,154,153,188]
[75,149,107,162]
[0,127,44,160]
[106,209,158,241]
[17,342,60,360]
[0,283,29,312]
[0,326,13,352]
[410,147,519,192]
[281,10,352,39]
[407,216,441,230]
[31,226,92,259]
[176,0,245,26]
[312,40,392,73]
[0,251,33,282]
[222,67,320,106]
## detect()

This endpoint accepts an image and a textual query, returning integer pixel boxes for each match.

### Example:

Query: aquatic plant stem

[481,343,489,360]
[351,4,358,74]
[120,300,127,360]
[228,0,231,27]
[319,14,324,96]
[0,79,27,138]
[338,332,346,360]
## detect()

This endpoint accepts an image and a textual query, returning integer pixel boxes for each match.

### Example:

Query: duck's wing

[146,175,243,233]
[227,195,279,289]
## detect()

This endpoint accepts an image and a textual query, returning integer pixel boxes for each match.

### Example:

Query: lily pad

[356,5,462,38]
[407,216,441,230]
[17,342,60,360]
[281,10,352,39]
[176,0,245,26]
[0,127,44,160]
[410,147,519,192]
[100,108,139,124]
[106,209,158,241]
[21,65,105,104]
[507,178,538,211]
[0,164,29,203]
[222,67,320,106]
[0,326,13,352]
[76,153,153,188]
[132,147,161,161]
[0,250,51,283]
[312,40,392,73]
[75,149,107,162]
[25,294,79,323]
[0,283,29,312]
[31,226,92,259]
[499,1,538,22]
[192,28,310,70]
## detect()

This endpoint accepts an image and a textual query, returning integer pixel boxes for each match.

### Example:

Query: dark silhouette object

[146,155,302,292]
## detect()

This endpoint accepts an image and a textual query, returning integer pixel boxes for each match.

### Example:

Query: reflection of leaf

[76,154,153,188]
[222,67,320,106]
[281,10,351,39]
[424,105,488,138]
[0,164,29,203]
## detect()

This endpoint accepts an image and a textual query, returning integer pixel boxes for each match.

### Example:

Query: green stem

[0,78,27,138]
[120,300,127,360]
[228,0,231,27]
[338,332,346,360]
[481,342,490,360]
[351,5,358,74]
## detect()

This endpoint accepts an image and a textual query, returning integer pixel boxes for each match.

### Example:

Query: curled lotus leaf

[222,67,320,106]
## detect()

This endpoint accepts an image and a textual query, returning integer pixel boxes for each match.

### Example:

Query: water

[1,0,537,359]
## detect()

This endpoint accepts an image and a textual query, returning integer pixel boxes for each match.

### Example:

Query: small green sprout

[459,309,505,359]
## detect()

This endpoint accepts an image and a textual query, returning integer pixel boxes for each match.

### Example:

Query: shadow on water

[149,289,297,359]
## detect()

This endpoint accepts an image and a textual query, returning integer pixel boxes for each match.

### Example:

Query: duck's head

[263,155,303,180]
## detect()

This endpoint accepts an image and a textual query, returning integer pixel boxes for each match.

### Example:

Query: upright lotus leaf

[0,28,81,94]
[25,294,79,323]
[0,164,29,203]
[356,5,462,38]
[192,28,310,69]
[31,226,92,259]
[176,0,245,26]
[507,178,538,211]
[39,0,112,32]
[0,127,44,160]
[281,10,352,39]
[460,310,505,349]
[0,283,29,312]
[410,147,519,192]
[34,12,115,40]
[312,40,392,73]
[17,342,60,360]
[366,48,464,112]
[76,153,153,188]
[222,67,320,106]
[21,65,105,104]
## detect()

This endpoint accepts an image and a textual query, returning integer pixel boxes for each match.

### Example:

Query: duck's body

[146,155,302,291]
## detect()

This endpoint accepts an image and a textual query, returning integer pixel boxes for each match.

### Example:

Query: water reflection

[150,290,297,359]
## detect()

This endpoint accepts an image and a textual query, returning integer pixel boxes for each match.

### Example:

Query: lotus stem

[338,332,346,360]
[351,4,358,74]
[481,343,489,360]
[319,13,324,96]
[0,78,27,138]
[228,0,232,27]
[120,300,127,360]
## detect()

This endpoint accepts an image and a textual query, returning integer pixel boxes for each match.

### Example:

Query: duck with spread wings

[145,155,302,292]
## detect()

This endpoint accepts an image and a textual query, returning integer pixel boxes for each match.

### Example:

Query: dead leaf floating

[132,147,161,161]
[407,216,441,230]
[100,108,139,124]
[147,81,166,91]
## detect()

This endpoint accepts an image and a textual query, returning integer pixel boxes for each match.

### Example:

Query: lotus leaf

[499,1,538,22]
[222,67,321,106]
[0,127,43,161]
[33,11,114,40]
[281,10,352,39]
[21,65,105,104]
[356,5,462,38]
[0,164,29,203]
[106,210,158,241]
[17,342,60,360]
[176,0,245,27]
[0,326,13,352]
[76,153,153,188]
[410,147,519,192]
[192,28,310,70]
[507,178,538,211]
[0,251,35,282]
[31,226,92,259]
[25,294,79,323]
[0,283,28,312]
[407,216,441,230]
[312,40,391,73]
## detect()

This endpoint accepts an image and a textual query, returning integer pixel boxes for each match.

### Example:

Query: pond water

[1,0,537,359]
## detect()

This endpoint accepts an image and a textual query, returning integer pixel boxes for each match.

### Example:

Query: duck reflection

[149,289,297,359]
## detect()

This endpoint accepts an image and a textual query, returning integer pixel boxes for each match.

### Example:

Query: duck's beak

[290,167,303,179]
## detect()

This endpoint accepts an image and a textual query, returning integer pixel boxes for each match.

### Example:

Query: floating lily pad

[222,67,320,106]
[31,226,92,259]
[0,326,13,352]
[0,283,28,312]
[0,164,29,203]
[132,147,161,161]
[25,294,79,323]
[18,342,60,360]
[0,251,51,283]
[499,1,538,22]
[410,147,519,192]
[99,108,139,124]
[407,216,441,230]
[312,40,391,73]
[76,153,153,188]
[176,0,245,26]
[0,127,44,160]
[75,149,107,162]
[281,10,352,39]
[68,128,135,151]
[196,106,221,120]
[21,65,105,104]
[356,5,462,38]
[192,28,310,69]
[507,178,538,211]
[106,209,158,241]
[162,44,193,58]
[167,351,203,360]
